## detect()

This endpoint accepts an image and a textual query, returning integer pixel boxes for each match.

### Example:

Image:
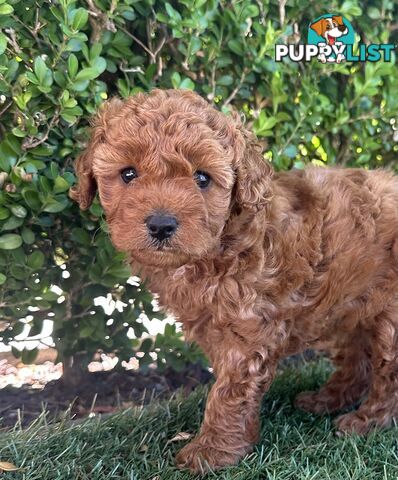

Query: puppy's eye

[121,167,137,184]
[194,171,211,189]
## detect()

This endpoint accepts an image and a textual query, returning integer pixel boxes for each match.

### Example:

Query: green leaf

[30,145,55,157]
[27,251,45,269]
[37,215,54,227]
[42,198,68,213]
[54,176,70,193]
[283,145,298,159]
[90,42,102,59]
[0,207,10,220]
[50,6,63,23]
[107,264,131,279]
[89,202,103,217]
[340,1,362,17]
[64,106,82,118]
[71,227,91,245]
[218,75,233,86]
[21,227,35,244]
[1,216,24,231]
[23,160,46,172]
[66,38,84,52]
[0,272,6,285]
[9,247,25,264]
[75,68,100,82]
[90,56,107,75]
[12,127,27,137]
[189,37,201,56]
[140,337,153,353]
[0,32,7,55]
[0,233,23,250]
[12,321,25,336]
[254,112,278,136]
[21,348,38,364]
[80,324,95,337]
[22,189,41,210]
[71,80,90,92]
[10,264,27,280]
[48,161,59,180]
[165,3,181,22]
[164,323,176,337]
[68,54,79,78]
[179,78,195,90]
[71,8,88,31]
[13,91,32,110]
[40,176,52,193]
[228,39,244,55]
[34,57,48,84]
[42,290,59,301]
[0,3,13,14]
[171,71,181,89]
[11,346,21,358]
[34,299,51,309]
[10,205,27,218]
[156,12,169,23]
[26,71,39,85]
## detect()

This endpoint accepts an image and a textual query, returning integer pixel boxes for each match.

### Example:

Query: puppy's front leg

[175,341,277,473]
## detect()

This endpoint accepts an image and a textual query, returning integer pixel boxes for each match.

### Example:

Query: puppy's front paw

[175,436,246,474]
[335,412,371,435]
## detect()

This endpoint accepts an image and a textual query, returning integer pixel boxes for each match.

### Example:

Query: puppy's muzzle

[146,214,178,242]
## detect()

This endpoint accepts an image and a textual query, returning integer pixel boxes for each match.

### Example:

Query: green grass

[1,360,398,479]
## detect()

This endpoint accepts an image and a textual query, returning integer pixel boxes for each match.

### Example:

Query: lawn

[1,360,397,480]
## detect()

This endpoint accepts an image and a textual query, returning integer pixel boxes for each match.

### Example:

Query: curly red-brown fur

[71,89,398,473]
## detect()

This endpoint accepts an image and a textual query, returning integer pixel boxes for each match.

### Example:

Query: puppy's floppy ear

[310,19,325,37]
[232,123,273,212]
[332,15,343,25]
[69,97,124,210]
[69,144,97,210]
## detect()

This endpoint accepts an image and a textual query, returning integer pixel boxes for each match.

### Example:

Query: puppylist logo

[275,14,395,63]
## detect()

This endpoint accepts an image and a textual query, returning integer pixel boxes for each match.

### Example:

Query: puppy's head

[70,89,273,268]
[310,16,348,44]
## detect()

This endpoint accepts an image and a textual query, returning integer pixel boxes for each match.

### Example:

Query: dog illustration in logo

[310,15,348,63]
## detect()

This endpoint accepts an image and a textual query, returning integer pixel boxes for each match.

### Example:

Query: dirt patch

[0,349,317,430]
[0,362,211,429]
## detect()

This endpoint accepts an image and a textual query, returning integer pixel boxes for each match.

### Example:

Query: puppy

[71,89,398,473]
[310,15,348,46]
[310,15,348,63]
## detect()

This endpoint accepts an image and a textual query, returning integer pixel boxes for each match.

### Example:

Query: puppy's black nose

[146,214,178,241]
[338,25,346,32]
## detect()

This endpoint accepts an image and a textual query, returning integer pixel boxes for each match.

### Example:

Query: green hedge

[0,0,397,380]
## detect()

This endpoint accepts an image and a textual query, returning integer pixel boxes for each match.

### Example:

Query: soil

[0,349,317,430]
[0,361,212,429]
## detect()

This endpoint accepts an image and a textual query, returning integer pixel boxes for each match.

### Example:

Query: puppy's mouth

[147,234,188,255]
[149,238,173,251]
[130,233,213,268]
[327,33,338,44]
[327,28,347,44]
[131,245,190,268]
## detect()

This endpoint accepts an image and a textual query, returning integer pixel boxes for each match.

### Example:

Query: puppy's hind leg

[335,304,398,434]
[296,329,371,414]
